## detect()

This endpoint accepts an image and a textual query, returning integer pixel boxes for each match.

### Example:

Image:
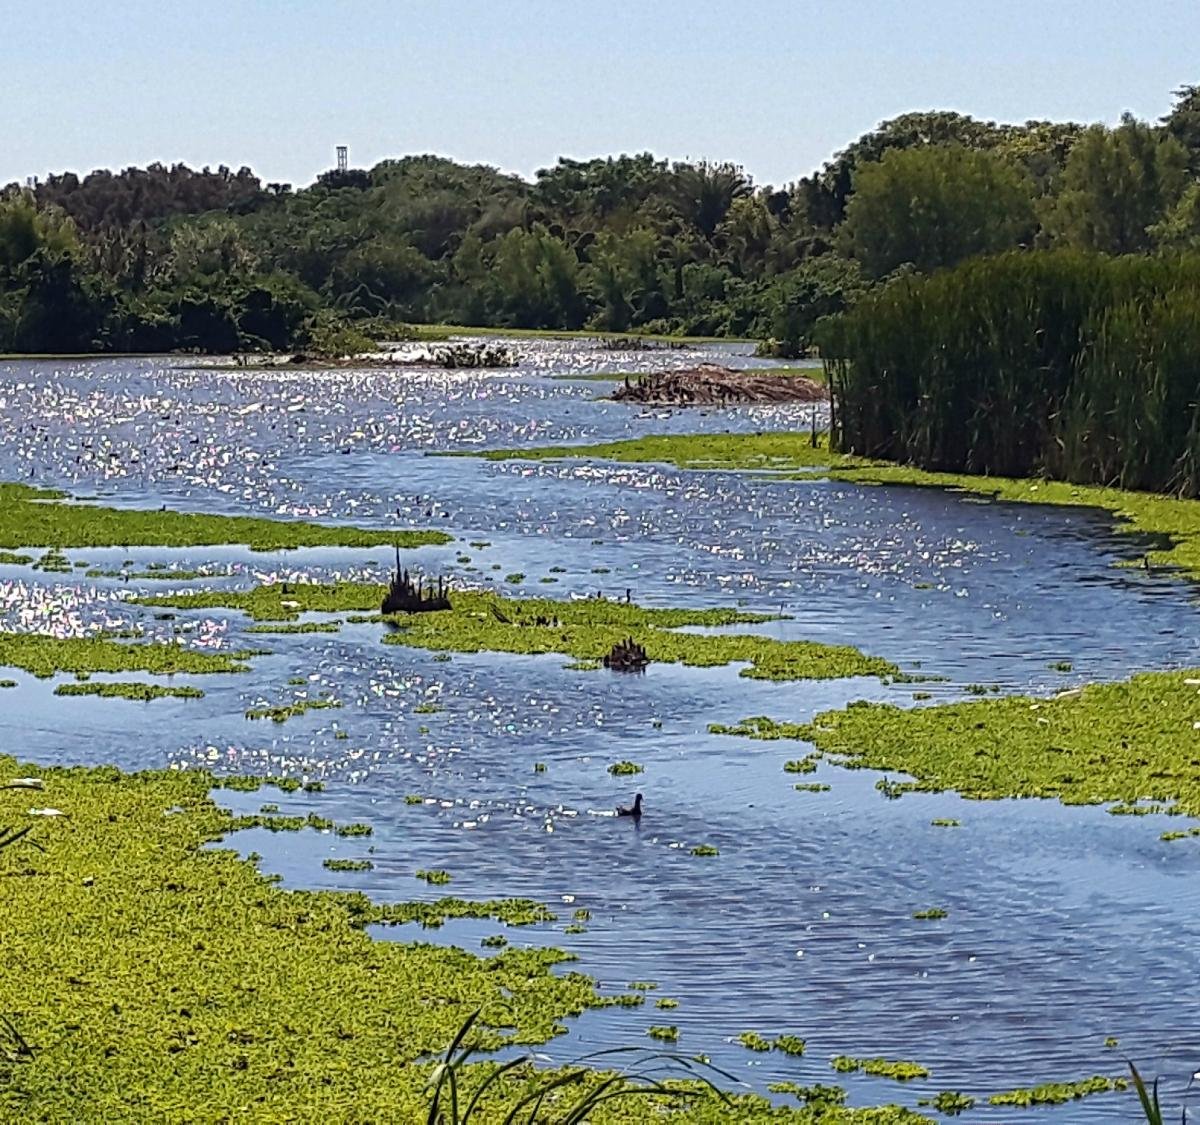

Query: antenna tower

[336,145,348,173]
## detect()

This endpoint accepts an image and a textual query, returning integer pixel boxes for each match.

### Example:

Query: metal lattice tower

[336,146,348,174]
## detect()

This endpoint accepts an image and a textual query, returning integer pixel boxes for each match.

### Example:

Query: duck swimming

[616,793,643,818]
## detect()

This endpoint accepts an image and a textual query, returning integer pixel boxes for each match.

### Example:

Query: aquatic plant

[53,682,204,702]
[912,908,948,920]
[1105,1037,1120,1048]
[930,819,961,828]
[607,761,643,776]
[783,756,820,774]
[737,1031,771,1052]
[335,822,373,838]
[0,755,651,1119]
[564,923,587,934]
[245,621,341,635]
[140,584,897,683]
[0,680,15,689]
[655,998,678,1010]
[573,909,591,921]
[0,481,449,551]
[988,1075,1125,1106]
[0,551,32,566]
[690,845,719,857]
[0,632,252,678]
[917,1091,975,1115]
[628,981,658,991]
[832,1057,931,1081]
[244,697,342,723]
[405,795,424,805]
[480,934,507,949]
[646,1026,678,1043]
[322,859,373,872]
[768,1082,848,1109]
[728,668,1200,816]
[505,573,525,584]
[1051,661,1074,673]
[793,783,831,792]
[413,702,444,714]
[417,869,452,885]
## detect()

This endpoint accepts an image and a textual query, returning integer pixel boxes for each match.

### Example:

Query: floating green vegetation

[405,795,424,805]
[0,633,252,678]
[1051,661,1074,673]
[0,755,651,1120]
[534,763,547,773]
[783,756,820,774]
[54,682,205,702]
[912,908,948,920]
[417,869,452,885]
[322,858,373,872]
[768,1082,847,1109]
[563,923,587,934]
[413,702,444,714]
[287,676,308,685]
[33,549,73,573]
[918,1091,974,1114]
[259,804,279,814]
[1160,826,1200,841]
[988,1076,1125,1106]
[930,819,961,828]
[0,481,449,552]
[628,981,658,991]
[654,998,678,1010]
[245,621,342,635]
[602,994,645,1008]
[646,1026,678,1043]
[505,573,525,584]
[912,691,933,701]
[690,845,720,857]
[334,730,349,740]
[335,822,372,838]
[1104,1036,1120,1048]
[832,1057,931,1081]
[573,908,591,921]
[767,669,1200,816]
[139,584,896,683]
[0,679,16,688]
[737,1031,771,1052]
[480,934,507,949]
[538,577,558,584]
[591,566,611,574]
[244,697,342,723]
[564,659,601,671]
[468,541,491,549]
[793,783,831,792]
[774,1035,807,1057]
[607,760,643,776]
[0,550,32,565]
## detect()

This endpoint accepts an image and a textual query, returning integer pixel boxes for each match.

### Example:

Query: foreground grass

[470,431,1200,582]
[134,585,901,683]
[0,483,449,552]
[0,758,927,1123]
[717,669,1200,817]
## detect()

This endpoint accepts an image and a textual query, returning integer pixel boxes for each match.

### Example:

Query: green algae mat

[715,669,1200,819]
[0,482,449,551]
[469,432,1200,583]
[0,759,927,1123]
[133,584,901,683]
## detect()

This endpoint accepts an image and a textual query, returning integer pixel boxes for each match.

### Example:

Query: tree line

[4,81,1200,355]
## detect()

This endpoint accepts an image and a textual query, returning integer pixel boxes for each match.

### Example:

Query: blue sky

[4,0,1199,189]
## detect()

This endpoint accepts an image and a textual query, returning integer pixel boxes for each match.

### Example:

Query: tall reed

[819,251,1200,495]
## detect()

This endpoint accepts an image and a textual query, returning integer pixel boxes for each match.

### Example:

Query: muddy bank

[611,364,827,406]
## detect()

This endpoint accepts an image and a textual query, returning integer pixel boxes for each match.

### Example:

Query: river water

[1,338,1197,1120]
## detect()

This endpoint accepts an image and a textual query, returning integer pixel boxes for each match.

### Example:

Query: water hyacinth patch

[244,697,342,723]
[988,1075,1126,1106]
[646,1026,678,1043]
[0,755,631,1120]
[54,682,205,702]
[717,668,1200,816]
[832,1057,931,1081]
[912,908,948,920]
[918,1091,975,1114]
[0,633,253,678]
[416,868,452,885]
[737,1031,771,1051]
[690,845,719,857]
[607,761,643,776]
[0,481,449,552]
[137,585,899,683]
[322,858,373,872]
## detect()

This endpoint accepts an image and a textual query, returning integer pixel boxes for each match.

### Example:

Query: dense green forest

[4,82,1200,355]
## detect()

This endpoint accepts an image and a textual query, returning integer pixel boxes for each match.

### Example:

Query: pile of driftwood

[612,364,827,407]
[603,637,650,672]
[382,551,452,615]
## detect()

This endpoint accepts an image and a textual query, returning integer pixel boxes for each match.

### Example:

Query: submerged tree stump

[603,636,650,672]
[381,548,451,614]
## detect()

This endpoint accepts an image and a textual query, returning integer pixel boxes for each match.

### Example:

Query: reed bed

[819,251,1200,495]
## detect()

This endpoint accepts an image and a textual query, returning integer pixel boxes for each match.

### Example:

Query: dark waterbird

[616,793,643,818]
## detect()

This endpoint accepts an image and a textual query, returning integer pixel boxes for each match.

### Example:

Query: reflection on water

[1,339,1198,1119]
